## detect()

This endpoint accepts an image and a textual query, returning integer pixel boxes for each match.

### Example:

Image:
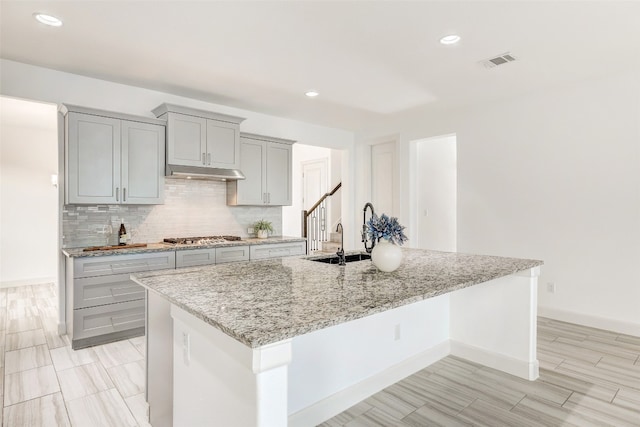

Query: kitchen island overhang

[133,249,543,427]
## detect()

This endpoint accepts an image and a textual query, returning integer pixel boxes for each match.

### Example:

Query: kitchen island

[132,249,542,427]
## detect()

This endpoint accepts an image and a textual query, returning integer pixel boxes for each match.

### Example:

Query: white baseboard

[538,306,640,337]
[288,340,450,427]
[449,340,539,381]
[0,277,56,288]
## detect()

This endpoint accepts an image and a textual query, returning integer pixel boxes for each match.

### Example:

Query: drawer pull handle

[110,287,143,299]
[111,313,144,331]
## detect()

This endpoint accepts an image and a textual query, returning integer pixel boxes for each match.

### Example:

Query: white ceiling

[1,1,639,130]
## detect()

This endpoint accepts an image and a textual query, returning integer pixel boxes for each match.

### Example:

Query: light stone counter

[62,236,306,258]
[132,249,543,348]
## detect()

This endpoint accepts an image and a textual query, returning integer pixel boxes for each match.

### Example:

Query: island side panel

[449,267,540,380]
[170,304,292,427]
[288,293,451,426]
[146,289,173,427]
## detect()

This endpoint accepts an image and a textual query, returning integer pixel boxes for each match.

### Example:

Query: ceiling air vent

[480,52,517,69]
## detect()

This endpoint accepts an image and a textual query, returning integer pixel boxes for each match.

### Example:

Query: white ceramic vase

[257,230,269,239]
[371,239,402,272]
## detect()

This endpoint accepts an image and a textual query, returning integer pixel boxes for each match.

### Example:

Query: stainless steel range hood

[166,164,245,181]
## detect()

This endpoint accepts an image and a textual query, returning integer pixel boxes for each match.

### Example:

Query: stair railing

[302,182,341,253]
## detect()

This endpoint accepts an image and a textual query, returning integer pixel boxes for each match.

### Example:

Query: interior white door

[371,141,398,217]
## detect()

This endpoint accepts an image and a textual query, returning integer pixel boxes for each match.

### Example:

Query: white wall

[414,135,456,251]
[0,97,58,286]
[356,71,640,335]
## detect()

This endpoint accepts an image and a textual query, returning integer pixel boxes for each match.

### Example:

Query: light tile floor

[1,283,148,427]
[2,283,639,426]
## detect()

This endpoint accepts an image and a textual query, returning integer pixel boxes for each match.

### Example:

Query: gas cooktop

[163,236,243,245]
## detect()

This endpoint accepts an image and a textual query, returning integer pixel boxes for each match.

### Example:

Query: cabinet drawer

[74,251,176,278]
[73,299,145,340]
[249,242,306,260]
[216,246,250,264]
[74,274,144,309]
[176,248,216,268]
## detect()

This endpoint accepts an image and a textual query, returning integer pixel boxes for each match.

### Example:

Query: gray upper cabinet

[227,133,295,206]
[153,104,245,170]
[62,105,165,205]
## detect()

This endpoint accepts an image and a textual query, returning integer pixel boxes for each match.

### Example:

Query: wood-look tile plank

[4,365,60,406]
[5,329,46,351]
[511,395,604,427]
[106,360,145,398]
[556,336,640,361]
[458,398,541,427]
[537,367,618,402]
[428,367,525,411]
[3,392,70,426]
[93,340,143,369]
[344,407,412,427]
[402,402,473,427]
[50,345,98,372]
[4,344,52,375]
[537,351,565,370]
[319,401,373,427]
[6,315,42,334]
[563,392,640,427]
[538,340,605,365]
[128,336,145,357]
[124,393,151,427]
[363,390,417,419]
[43,330,70,349]
[558,359,640,391]
[57,362,114,401]
[474,366,572,406]
[66,388,137,427]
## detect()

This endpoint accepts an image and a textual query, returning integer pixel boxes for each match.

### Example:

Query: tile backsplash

[62,179,282,248]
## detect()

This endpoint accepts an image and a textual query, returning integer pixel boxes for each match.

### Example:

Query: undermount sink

[308,253,372,264]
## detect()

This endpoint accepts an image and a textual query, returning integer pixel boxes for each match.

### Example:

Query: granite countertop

[62,236,306,258]
[131,249,543,348]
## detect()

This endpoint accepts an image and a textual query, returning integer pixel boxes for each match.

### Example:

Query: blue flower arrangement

[366,213,408,246]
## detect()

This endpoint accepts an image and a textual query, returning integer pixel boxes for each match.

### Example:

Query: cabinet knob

[116,187,119,202]
[202,153,206,165]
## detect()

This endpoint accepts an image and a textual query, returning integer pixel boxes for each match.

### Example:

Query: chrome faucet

[362,202,376,253]
[335,223,346,266]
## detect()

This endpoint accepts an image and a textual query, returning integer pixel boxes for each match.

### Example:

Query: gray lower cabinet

[250,241,306,260]
[175,245,249,268]
[66,251,175,349]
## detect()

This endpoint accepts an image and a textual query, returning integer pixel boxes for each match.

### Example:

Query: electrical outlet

[547,282,556,293]
[183,332,190,365]
[247,227,254,234]
[394,324,401,341]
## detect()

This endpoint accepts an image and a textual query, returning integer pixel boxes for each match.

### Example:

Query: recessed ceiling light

[305,91,319,98]
[33,13,63,27]
[440,34,460,45]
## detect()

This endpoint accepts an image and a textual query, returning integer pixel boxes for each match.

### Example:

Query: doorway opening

[410,134,457,251]
[0,96,59,288]
[281,144,343,253]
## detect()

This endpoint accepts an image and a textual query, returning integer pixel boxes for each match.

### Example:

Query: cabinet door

[266,142,292,205]
[167,113,206,167]
[216,246,250,263]
[235,138,266,205]
[249,242,306,260]
[175,248,216,268]
[67,113,121,204]
[206,120,240,169]
[121,121,165,204]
